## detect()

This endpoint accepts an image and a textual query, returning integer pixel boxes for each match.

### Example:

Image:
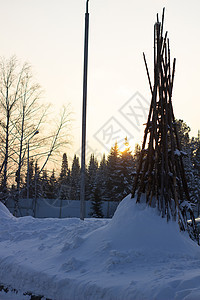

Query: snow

[1,195,200,300]
[0,202,14,219]
[174,149,188,157]
[174,149,181,156]
[0,290,29,299]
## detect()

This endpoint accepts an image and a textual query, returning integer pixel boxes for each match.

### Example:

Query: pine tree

[87,154,104,217]
[97,154,107,202]
[47,169,57,199]
[106,142,122,202]
[194,141,200,176]
[176,120,196,203]
[191,134,200,213]
[133,143,141,169]
[59,153,68,180]
[193,132,200,177]
[90,186,103,218]
[119,137,134,197]
[58,153,70,200]
[86,154,98,202]
[40,169,50,198]
[70,155,80,200]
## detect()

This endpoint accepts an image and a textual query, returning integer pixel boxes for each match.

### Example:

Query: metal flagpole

[80,0,90,220]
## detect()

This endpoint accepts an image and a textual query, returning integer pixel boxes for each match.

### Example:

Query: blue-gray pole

[80,0,89,220]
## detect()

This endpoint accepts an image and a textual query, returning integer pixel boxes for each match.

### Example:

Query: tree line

[12,139,140,218]
[8,118,200,218]
[0,57,199,218]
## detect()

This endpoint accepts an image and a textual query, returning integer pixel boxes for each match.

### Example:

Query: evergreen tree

[193,133,200,176]
[90,186,103,218]
[190,134,200,212]
[133,143,141,169]
[86,154,98,202]
[97,153,107,202]
[195,144,200,175]
[106,142,122,202]
[59,153,68,180]
[131,143,142,189]
[176,120,200,206]
[40,169,48,198]
[176,119,191,148]
[70,155,80,200]
[58,153,70,200]
[46,169,57,199]
[119,137,135,197]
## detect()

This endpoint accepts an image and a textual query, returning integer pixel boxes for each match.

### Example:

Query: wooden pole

[80,0,89,220]
[131,8,198,242]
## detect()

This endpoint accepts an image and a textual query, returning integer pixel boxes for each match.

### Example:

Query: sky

[0,0,199,164]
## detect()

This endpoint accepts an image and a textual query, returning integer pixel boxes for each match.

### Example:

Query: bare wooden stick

[143,53,153,94]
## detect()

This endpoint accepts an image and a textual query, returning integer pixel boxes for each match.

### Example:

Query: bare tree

[31,106,71,216]
[0,56,22,192]
[0,56,71,208]
[12,65,45,197]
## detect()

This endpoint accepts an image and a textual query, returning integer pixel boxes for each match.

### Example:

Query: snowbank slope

[86,194,200,255]
[0,195,200,300]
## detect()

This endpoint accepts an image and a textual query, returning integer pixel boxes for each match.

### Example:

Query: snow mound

[1,195,200,300]
[0,202,14,219]
[86,194,200,257]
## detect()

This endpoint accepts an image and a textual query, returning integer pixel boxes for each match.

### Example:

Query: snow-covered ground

[1,195,200,300]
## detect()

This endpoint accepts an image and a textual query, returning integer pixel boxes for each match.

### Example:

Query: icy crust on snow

[1,196,200,300]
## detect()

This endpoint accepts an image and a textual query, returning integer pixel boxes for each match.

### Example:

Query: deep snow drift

[0,195,200,300]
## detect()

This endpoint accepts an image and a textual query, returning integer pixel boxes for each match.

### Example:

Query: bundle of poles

[131,8,198,242]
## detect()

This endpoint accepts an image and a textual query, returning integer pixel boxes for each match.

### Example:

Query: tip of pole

[156,13,159,23]
[86,0,89,13]
[162,7,165,22]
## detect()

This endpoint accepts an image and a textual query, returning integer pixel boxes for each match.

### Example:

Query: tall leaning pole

[80,0,90,220]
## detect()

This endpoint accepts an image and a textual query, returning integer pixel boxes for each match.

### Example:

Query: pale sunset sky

[0,0,199,163]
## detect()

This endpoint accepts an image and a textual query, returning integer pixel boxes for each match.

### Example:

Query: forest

[0,57,199,218]
[1,124,199,218]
